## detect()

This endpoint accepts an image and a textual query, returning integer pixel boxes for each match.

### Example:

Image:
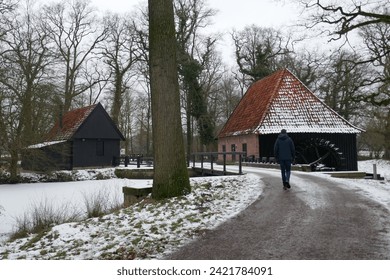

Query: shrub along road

[168,169,390,259]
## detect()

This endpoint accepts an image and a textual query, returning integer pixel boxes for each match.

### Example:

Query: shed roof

[47,104,98,141]
[46,103,125,142]
[218,69,363,137]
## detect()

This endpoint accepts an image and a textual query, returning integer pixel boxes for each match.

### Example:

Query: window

[96,140,104,156]
[242,143,247,153]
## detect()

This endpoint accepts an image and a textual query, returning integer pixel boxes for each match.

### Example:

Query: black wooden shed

[22,103,125,170]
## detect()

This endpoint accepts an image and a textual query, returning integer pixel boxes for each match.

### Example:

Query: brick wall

[218,134,259,162]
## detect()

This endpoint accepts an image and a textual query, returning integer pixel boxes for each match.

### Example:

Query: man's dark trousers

[280,160,292,184]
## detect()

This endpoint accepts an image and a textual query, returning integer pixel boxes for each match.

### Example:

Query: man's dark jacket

[274,132,295,161]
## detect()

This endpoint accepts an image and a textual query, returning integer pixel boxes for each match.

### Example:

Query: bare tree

[298,0,390,159]
[232,25,291,86]
[130,4,153,156]
[119,90,136,155]
[100,12,140,126]
[299,0,390,40]
[317,50,366,121]
[298,0,390,106]
[0,0,15,15]
[357,23,390,106]
[278,48,324,91]
[42,0,108,112]
[149,0,190,199]
[211,69,241,132]
[0,1,53,181]
[175,0,218,155]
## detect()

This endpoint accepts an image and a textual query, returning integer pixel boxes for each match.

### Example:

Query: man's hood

[278,133,288,140]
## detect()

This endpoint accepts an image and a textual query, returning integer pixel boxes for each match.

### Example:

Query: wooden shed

[218,69,364,171]
[22,103,125,171]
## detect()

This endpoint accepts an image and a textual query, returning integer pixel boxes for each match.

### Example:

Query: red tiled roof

[218,69,363,137]
[47,104,97,141]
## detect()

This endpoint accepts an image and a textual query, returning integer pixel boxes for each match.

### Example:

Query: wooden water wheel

[295,138,346,171]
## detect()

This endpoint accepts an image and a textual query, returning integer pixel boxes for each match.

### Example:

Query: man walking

[274,129,295,190]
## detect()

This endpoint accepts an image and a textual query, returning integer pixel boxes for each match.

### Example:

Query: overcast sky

[88,0,301,29]
[40,0,320,63]
[85,0,303,62]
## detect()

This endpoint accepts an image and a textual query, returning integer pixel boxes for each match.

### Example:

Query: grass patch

[20,231,47,250]
[82,188,123,218]
[10,199,81,241]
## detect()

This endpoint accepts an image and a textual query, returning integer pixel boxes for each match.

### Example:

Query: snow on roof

[218,69,363,137]
[47,104,97,141]
[27,140,67,149]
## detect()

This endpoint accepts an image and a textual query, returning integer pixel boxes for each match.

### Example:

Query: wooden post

[373,164,378,180]
[137,155,141,168]
[211,153,214,174]
[239,153,243,174]
[112,156,117,167]
[223,153,226,175]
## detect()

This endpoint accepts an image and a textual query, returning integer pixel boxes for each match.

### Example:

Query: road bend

[168,168,390,259]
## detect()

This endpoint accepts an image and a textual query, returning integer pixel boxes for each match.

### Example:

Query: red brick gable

[218,69,362,138]
[47,104,97,141]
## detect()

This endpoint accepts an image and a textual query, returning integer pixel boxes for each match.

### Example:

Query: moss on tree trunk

[148,0,191,199]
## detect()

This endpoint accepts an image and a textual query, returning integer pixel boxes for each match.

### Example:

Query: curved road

[168,168,390,259]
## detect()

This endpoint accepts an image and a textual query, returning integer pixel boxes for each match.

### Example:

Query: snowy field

[0,159,389,259]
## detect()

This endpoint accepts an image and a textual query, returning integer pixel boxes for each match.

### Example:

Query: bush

[115,168,154,179]
[9,186,124,241]
[0,171,21,184]
[82,188,123,218]
[11,198,81,240]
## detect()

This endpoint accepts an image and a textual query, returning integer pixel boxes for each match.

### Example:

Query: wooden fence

[191,152,246,175]
[113,155,153,168]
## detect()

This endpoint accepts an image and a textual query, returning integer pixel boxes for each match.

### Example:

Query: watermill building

[218,69,364,171]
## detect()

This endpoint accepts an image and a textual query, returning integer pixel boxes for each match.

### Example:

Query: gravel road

[168,169,390,259]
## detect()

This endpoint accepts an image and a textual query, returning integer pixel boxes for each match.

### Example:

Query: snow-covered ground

[0,160,389,260]
[0,172,263,259]
[342,160,390,210]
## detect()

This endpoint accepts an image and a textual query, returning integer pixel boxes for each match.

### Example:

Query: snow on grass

[1,160,389,260]
[358,159,390,179]
[332,159,390,212]
[304,159,390,213]
[0,174,263,260]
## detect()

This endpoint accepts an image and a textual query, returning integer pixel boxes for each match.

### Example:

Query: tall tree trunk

[149,0,191,199]
[186,105,192,166]
[384,108,390,159]
[111,73,123,126]
[146,103,151,155]
[9,145,19,183]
